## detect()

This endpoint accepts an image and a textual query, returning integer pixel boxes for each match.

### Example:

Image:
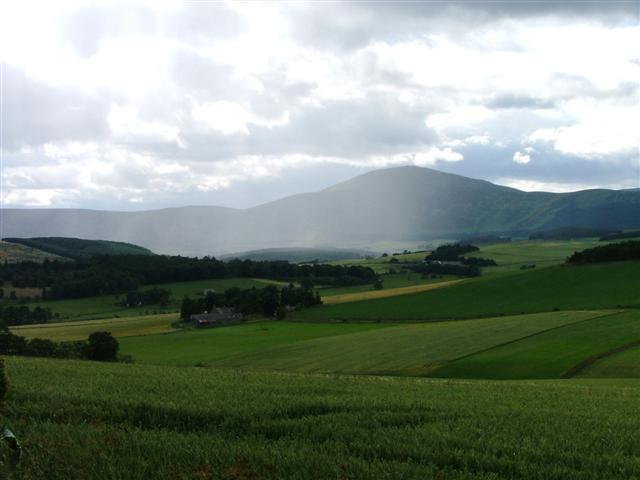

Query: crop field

[115,311,615,376]
[295,261,640,321]
[431,310,639,379]
[11,313,179,341]
[316,272,453,297]
[25,277,282,321]
[119,321,391,366]
[322,279,462,305]
[578,345,640,378]
[3,357,640,480]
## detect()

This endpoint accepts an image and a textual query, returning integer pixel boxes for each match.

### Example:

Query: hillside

[2,237,154,259]
[220,247,376,262]
[0,240,64,263]
[1,167,639,255]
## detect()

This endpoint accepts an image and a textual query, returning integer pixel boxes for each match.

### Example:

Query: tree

[373,277,384,290]
[84,332,119,361]
[26,338,57,357]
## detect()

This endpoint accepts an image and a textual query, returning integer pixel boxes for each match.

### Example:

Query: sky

[1,0,639,210]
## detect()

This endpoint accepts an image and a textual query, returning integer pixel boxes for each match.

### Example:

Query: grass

[202,311,608,376]
[578,345,640,378]
[3,356,640,479]
[11,313,179,341]
[317,272,453,297]
[432,310,640,379]
[322,279,462,305]
[25,277,282,321]
[119,321,392,366]
[295,261,640,321]
[118,311,604,375]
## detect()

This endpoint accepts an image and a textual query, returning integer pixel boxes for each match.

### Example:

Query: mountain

[1,166,638,256]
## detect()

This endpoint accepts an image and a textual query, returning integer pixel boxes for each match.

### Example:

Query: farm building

[191,307,243,328]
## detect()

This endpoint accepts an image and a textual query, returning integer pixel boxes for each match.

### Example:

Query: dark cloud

[487,94,555,110]
[289,1,639,50]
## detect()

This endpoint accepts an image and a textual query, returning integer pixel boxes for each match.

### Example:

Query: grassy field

[119,321,392,366]
[11,313,179,341]
[316,272,453,297]
[117,311,604,374]
[322,279,462,305]
[578,345,640,378]
[25,277,283,321]
[295,261,640,321]
[3,357,640,479]
[431,310,640,379]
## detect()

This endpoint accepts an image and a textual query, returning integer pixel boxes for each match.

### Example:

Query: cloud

[1,1,638,210]
[513,151,532,164]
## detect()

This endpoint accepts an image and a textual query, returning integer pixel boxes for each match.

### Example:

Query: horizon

[1,1,638,211]
[1,164,636,213]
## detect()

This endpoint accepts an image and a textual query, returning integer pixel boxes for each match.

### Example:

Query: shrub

[84,332,119,361]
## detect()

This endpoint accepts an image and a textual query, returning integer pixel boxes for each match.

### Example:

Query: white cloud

[513,151,531,164]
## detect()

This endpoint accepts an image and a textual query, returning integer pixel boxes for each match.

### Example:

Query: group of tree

[123,287,171,307]
[428,243,480,261]
[412,263,481,277]
[0,305,52,326]
[460,257,497,267]
[0,330,119,361]
[0,256,376,301]
[181,284,322,320]
[567,241,640,264]
[599,230,640,241]
[529,227,620,241]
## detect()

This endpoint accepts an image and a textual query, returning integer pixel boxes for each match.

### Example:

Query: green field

[26,277,283,321]
[3,357,640,479]
[11,313,179,341]
[578,345,640,378]
[119,321,391,366]
[317,272,453,297]
[117,311,608,375]
[432,310,640,379]
[295,261,640,321]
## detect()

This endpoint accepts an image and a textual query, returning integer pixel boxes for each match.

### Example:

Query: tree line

[0,305,53,326]
[567,241,640,264]
[0,255,376,301]
[181,284,322,320]
[0,330,120,362]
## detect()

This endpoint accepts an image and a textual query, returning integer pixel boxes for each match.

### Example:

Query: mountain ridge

[2,166,638,256]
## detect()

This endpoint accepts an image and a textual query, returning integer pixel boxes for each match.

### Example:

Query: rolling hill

[2,166,639,255]
[2,237,154,259]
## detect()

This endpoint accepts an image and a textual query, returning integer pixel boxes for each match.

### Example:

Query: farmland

[3,357,640,479]
[24,277,285,321]
[296,261,640,321]
[11,313,179,341]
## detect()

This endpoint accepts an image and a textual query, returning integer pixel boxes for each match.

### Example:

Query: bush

[84,332,119,361]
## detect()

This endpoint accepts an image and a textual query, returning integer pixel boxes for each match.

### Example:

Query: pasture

[25,277,283,321]
[578,345,640,378]
[295,261,640,321]
[11,313,179,341]
[3,357,640,479]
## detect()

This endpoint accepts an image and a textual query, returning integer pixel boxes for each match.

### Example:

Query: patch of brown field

[322,279,463,305]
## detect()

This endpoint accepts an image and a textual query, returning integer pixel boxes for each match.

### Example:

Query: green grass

[295,261,640,321]
[11,313,179,341]
[432,310,640,379]
[578,345,640,378]
[26,277,281,321]
[119,321,392,366]
[3,357,640,479]
[317,272,453,297]
[196,311,607,376]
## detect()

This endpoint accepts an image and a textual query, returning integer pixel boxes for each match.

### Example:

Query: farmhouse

[191,307,243,328]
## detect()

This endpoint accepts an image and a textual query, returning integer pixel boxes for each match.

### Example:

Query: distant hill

[2,167,639,256]
[2,237,154,260]
[220,247,376,263]
[0,240,64,263]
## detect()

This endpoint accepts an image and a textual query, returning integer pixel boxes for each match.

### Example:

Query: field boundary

[431,310,622,373]
[561,339,640,378]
